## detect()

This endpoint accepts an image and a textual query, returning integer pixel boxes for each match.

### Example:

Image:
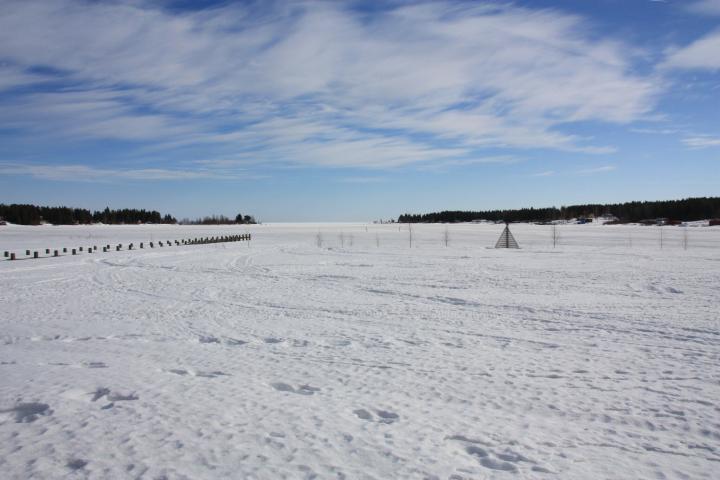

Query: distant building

[597,214,618,223]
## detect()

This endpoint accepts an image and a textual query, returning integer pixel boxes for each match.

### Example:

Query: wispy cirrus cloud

[686,0,720,16]
[0,163,257,182]
[682,135,720,148]
[532,166,616,177]
[0,0,661,174]
[576,165,617,175]
[662,29,720,71]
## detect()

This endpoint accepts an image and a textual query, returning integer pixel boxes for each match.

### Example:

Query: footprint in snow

[353,409,373,421]
[90,388,138,403]
[376,410,400,423]
[66,459,88,471]
[479,457,518,472]
[353,408,399,423]
[107,391,138,401]
[271,382,320,395]
[0,402,52,423]
[465,445,517,472]
[452,435,542,474]
[166,368,230,378]
[198,336,220,344]
[91,387,111,402]
[82,361,107,368]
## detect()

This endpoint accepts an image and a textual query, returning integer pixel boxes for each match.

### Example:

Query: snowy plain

[1,222,719,479]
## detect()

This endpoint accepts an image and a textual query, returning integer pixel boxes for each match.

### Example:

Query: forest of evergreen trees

[0,203,259,226]
[0,204,178,225]
[398,197,720,224]
[179,214,257,225]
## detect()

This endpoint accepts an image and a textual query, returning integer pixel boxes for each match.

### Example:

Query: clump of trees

[0,204,177,225]
[94,207,176,225]
[179,214,256,225]
[398,197,720,224]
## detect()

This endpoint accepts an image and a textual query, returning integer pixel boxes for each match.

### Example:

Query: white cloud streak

[0,1,661,171]
[0,163,255,182]
[686,0,720,16]
[532,170,555,177]
[682,135,720,148]
[576,165,617,175]
[663,29,720,71]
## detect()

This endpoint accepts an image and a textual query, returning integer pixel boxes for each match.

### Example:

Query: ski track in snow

[0,223,719,479]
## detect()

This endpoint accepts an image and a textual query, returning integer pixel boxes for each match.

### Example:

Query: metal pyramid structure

[494,224,520,249]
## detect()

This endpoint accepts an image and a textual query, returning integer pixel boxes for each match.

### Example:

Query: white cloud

[686,0,720,16]
[417,155,521,172]
[682,135,720,148]
[0,1,661,169]
[532,170,555,177]
[576,165,617,175]
[663,29,720,71]
[630,127,679,135]
[0,163,254,182]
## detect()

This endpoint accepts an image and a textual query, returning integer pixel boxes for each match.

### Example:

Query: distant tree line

[0,204,178,225]
[398,197,720,224]
[0,204,260,226]
[179,214,256,225]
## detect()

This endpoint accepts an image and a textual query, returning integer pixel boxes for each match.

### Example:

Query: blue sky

[0,0,718,221]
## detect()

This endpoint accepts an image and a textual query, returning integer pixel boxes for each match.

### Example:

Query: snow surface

[1,223,719,479]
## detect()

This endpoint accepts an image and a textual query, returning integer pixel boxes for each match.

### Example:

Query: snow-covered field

[1,223,718,479]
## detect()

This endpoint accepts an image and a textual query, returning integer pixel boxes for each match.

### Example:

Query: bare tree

[683,226,688,250]
[443,226,450,247]
[552,224,560,248]
[659,226,663,250]
[339,232,345,248]
[408,223,413,248]
[316,231,323,248]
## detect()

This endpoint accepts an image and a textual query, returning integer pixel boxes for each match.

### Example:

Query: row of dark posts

[3,234,251,261]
